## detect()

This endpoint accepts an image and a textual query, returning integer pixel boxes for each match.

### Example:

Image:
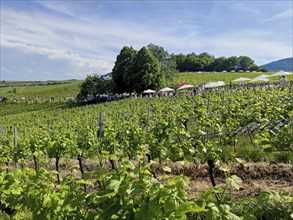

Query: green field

[1,71,292,102]
[0,72,292,219]
[0,80,81,100]
[173,71,293,85]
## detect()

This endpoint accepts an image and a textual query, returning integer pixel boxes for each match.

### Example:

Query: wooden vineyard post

[48,120,51,134]
[14,126,17,147]
[98,112,108,168]
[204,95,211,147]
[66,112,70,129]
[229,85,233,106]
[14,126,19,168]
[246,124,254,145]
[146,106,150,126]
[222,90,225,109]
[99,112,113,170]
[0,125,4,140]
[47,121,51,162]
[98,112,104,139]
[0,125,9,172]
[204,96,217,187]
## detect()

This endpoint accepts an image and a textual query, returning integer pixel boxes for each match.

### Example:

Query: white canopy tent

[159,87,174,92]
[232,77,251,82]
[250,77,269,82]
[269,71,292,77]
[255,74,270,78]
[142,89,156,94]
[177,84,194,90]
[203,81,225,88]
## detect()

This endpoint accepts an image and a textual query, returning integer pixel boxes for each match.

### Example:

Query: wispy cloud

[1,1,292,80]
[2,40,113,71]
[1,67,11,73]
[262,8,293,22]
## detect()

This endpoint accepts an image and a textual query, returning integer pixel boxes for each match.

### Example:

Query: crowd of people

[2,76,290,105]
[142,75,291,98]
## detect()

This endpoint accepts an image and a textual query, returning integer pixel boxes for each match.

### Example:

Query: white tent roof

[250,77,269,82]
[204,81,225,88]
[177,84,194,90]
[255,74,270,78]
[159,87,174,92]
[142,89,156,93]
[232,77,251,82]
[270,71,292,77]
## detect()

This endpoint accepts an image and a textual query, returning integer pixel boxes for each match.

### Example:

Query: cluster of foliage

[79,43,269,96]
[78,44,177,97]
[77,74,114,100]
[0,85,292,219]
[174,53,267,73]
[112,44,177,94]
[1,162,292,219]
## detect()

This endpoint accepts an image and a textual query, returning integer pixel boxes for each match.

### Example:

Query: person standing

[280,75,287,86]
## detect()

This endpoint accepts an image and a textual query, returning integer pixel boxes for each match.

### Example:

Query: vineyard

[0,79,293,219]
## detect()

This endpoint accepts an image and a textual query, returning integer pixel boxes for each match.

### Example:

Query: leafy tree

[127,47,162,93]
[209,57,227,72]
[199,52,214,71]
[223,56,239,71]
[162,50,261,73]
[183,53,199,71]
[176,52,214,72]
[77,74,113,100]
[250,64,260,71]
[147,43,169,63]
[112,46,137,93]
[259,67,268,72]
[238,56,255,71]
[175,53,186,72]
[147,44,176,85]
[163,54,177,84]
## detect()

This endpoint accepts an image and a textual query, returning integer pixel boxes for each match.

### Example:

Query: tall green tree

[77,74,113,100]
[127,47,161,93]
[238,56,255,71]
[199,52,214,71]
[223,56,239,71]
[209,57,226,72]
[112,46,137,93]
[175,53,186,72]
[147,43,169,63]
[183,53,198,71]
[147,44,176,85]
[163,54,177,84]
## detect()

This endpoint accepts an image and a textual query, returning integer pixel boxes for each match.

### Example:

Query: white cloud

[262,8,293,22]
[1,67,11,73]
[2,40,111,69]
[1,1,292,80]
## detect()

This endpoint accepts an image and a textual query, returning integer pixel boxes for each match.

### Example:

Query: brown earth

[167,162,293,198]
[16,159,293,198]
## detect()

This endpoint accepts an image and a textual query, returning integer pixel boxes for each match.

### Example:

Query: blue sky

[1,0,292,81]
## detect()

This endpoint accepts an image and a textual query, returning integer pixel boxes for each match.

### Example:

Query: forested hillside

[260,57,293,71]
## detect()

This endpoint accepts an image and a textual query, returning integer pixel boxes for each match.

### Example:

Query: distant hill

[260,57,293,71]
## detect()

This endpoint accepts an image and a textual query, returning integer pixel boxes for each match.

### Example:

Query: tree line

[78,43,267,98]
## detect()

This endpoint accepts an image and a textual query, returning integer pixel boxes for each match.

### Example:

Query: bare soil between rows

[167,162,293,198]
[22,159,293,198]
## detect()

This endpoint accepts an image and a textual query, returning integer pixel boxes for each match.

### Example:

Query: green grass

[0,101,72,117]
[1,72,292,100]
[172,71,293,85]
[0,80,82,99]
